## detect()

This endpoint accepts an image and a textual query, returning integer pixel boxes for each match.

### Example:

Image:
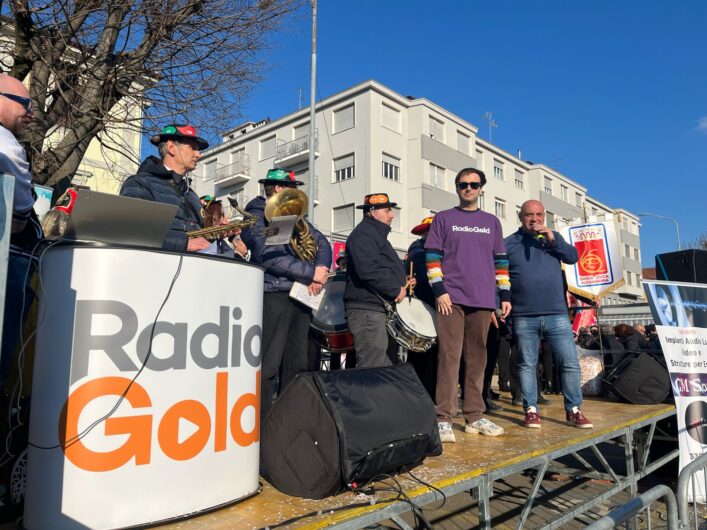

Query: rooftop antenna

[298,88,303,110]
[483,112,498,142]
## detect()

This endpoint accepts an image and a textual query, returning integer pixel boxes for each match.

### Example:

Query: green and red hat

[150,124,209,150]
[258,168,304,186]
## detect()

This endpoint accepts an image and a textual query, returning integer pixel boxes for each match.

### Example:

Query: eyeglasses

[0,92,33,112]
[456,181,482,190]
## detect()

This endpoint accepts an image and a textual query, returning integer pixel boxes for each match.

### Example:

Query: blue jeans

[1,253,37,390]
[514,314,582,411]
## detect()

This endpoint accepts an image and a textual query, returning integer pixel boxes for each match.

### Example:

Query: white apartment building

[193,80,644,302]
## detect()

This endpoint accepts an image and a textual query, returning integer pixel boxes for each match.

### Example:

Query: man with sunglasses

[425,168,511,441]
[344,193,415,368]
[120,124,210,252]
[505,200,592,429]
[0,74,43,390]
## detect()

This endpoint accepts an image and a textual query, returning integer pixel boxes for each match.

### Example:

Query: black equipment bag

[603,351,672,405]
[261,363,442,499]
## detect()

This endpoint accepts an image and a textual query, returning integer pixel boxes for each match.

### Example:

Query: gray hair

[157,141,169,159]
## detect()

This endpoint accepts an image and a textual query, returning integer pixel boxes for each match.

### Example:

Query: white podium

[24,245,263,529]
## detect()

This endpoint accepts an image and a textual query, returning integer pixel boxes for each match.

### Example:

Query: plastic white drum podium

[24,244,263,530]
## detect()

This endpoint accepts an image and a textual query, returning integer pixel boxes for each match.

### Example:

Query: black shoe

[537,394,551,405]
[498,382,511,392]
[490,390,501,400]
[485,399,503,412]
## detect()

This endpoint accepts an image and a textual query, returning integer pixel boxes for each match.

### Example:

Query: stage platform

[159,398,677,530]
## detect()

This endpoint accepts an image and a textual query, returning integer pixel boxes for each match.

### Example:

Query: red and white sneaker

[524,409,541,429]
[566,409,593,429]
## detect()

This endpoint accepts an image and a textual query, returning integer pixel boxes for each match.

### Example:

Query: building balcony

[274,132,319,167]
[209,155,251,189]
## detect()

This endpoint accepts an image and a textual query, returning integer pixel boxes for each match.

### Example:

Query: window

[575,192,582,207]
[591,207,598,216]
[381,103,401,131]
[560,185,568,202]
[204,159,217,181]
[544,176,553,195]
[494,198,506,219]
[456,130,470,154]
[475,149,483,167]
[230,148,245,164]
[293,122,309,140]
[546,211,555,228]
[333,204,355,232]
[334,154,355,182]
[333,104,355,133]
[514,169,524,189]
[634,248,640,261]
[516,205,522,218]
[479,192,485,211]
[626,271,633,286]
[260,135,276,160]
[429,116,444,141]
[392,206,402,232]
[493,159,504,180]
[624,244,631,258]
[382,153,400,181]
[430,162,445,189]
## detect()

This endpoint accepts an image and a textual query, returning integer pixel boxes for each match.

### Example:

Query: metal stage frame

[160,400,677,530]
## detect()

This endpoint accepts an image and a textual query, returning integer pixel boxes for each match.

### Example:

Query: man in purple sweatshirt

[505,200,592,429]
[425,168,511,442]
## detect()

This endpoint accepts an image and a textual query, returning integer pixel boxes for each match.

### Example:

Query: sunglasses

[456,181,482,190]
[1,92,33,112]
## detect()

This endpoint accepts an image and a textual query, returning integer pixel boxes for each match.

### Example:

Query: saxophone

[263,188,318,262]
[187,197,257,241]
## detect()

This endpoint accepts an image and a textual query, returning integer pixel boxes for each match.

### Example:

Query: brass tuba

[264,188,318,262]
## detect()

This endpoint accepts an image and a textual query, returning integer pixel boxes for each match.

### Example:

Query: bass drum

[386,297,437,352]
[310,274,354,353]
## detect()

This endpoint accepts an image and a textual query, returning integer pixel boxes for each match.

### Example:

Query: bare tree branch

[2,0,306,186]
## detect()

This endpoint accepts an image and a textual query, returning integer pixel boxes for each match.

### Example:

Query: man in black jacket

[344,193,413,368]
[120,124,210,252]
[241,169,332,423]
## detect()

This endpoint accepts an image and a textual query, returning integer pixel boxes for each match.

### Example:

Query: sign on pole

[558,215,625,302]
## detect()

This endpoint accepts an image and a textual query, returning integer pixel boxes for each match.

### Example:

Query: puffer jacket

[344,216,406,312]
[120,156,203,252]
[241,196,332,293]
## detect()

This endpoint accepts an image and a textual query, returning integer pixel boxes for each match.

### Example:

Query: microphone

[535,233,545,241]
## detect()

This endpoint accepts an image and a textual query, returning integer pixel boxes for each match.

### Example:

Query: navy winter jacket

[241,196,332,293]
[344,216,406,312]
[120,156,203,252]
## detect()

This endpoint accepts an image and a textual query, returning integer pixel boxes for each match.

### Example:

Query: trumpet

[188,197,257,241]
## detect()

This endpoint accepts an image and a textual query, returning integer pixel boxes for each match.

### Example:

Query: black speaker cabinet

[655,250,707,283]
[603,351,671,405]
[261,364,442,499]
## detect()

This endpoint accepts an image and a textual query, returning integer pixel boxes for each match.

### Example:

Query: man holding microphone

[505,200,592,429]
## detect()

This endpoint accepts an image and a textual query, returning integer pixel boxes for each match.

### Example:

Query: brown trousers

[435,305,491,423]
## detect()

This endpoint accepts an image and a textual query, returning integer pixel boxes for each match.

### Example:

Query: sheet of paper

[289,281,325,311]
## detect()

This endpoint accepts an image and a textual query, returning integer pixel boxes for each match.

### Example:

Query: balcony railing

[209,153,251,187]
[274,131,319,166]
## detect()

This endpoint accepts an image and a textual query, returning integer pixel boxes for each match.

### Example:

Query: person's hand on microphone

[532,223,554,242]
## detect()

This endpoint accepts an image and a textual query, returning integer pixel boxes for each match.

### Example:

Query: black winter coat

[405,238,435,307]
[344,216,406,312]
[241,196,332,293]
[120,156,203,252]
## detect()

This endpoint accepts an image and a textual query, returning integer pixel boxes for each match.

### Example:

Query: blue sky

[222,1,706,264]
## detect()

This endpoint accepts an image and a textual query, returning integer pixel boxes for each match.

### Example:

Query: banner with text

[644,279,707,502]
[558,218,625,302]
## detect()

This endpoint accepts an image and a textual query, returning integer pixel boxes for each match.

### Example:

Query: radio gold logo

[60,371,259,472]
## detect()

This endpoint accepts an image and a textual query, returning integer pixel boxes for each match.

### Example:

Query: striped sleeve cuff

[426,249,447,296]
[494,253,511,298]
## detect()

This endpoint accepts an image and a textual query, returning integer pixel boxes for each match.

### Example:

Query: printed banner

[644,280,707,502]
[558,218,625,302]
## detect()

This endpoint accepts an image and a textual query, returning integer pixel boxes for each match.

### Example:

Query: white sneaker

[465,417,505,436]
[437,421,456,443]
